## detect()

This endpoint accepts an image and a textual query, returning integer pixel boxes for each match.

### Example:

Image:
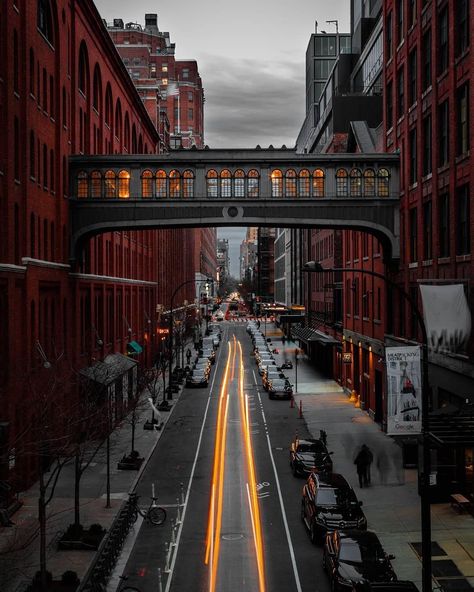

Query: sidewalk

[266,325,474,592]
[0,357,194,592]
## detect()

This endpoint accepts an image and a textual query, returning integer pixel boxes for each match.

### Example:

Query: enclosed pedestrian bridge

[69,149,400,263]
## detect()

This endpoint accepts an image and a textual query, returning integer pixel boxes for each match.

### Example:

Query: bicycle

[128,491,166,526]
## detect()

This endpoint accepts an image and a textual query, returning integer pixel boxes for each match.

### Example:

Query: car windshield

[339,541,385,564]
[297,441,325,453]
[271,381,288,388]
[317,487,357,506]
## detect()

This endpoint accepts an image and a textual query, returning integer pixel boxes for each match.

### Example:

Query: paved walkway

[266,326,474,592]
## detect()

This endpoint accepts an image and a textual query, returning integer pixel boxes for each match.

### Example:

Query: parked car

[290,436,333,477]
[301,472,367,543]
[268,379,293,400]
[201,348,216,364]
[262,370,286,390]
[281,359,293,369]
[258,363,277,376]
[350,583,418,592]
[323,530,397,592]
[186,370,209,387]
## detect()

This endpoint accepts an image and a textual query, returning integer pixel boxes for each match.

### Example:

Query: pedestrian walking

[186,347,192,365]
[354,444,372,488]
[376,449,389,485]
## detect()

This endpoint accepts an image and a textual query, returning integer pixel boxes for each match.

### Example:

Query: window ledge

[437,257,450,264]
[456,254,471,263]
[14,179,21,186]
[437,164,449,174]
[436,70,449,84]
[455,48,470,66]
[408,262,418,269]
[422,173,433,182]
[408,101,418,113]
[14,91,20,99]
[397,115,405,125]
[363,317,370,322]
[421,86,432,100]
[363,256,369,261]
[29,92,36,100]
[354,316,360,320]
[421,259,433,267]
[409,182,418,190]
[374,319,382,325]
[455,152,470,165]
[386,125,394,136]
[396,39,405,52]
[374,253,381,258]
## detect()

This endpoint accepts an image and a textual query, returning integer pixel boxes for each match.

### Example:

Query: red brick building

[0,0,209,497]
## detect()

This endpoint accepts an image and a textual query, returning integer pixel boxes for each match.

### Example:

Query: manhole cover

[222,533,244,541]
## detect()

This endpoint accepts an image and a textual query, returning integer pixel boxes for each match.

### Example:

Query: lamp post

[303,261,432,592]
[167,278,213,405]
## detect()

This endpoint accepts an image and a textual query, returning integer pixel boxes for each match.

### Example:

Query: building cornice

[70,272,157,286]
[0,263,27,274]
[22,258,71,270]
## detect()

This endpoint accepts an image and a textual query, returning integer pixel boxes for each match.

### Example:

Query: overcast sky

[95,0,350,275]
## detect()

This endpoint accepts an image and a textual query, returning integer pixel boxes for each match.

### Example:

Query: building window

[183,170,194,198]
[409,127,417,185]
[188,91,193,101]
[396,0,404,45]
[43,145,48,188]
[438,6,449,75]
[364,169,375,197]
[438,193,450,257]
[156,170,167,198]
[456,0,470,56]
[30,48,35,95]
[30,131,35,179]
[93,66,102,113]
[336,169,348,196]
[188,108,193,120]
[49,75,54,118]
[182,68,189,79]
[409,207,418,262]
[271,170,283,197]
[43,68,48,111]
[362,278,369,318]
[169,170,181,198]
[78,44,89,96]
[377,169,390,197]
[353,278,359,317]
[247,169,259,198]
[312,169,325,197]
[386,11,393,60]
[91,171,102,198]
[408,48,417,106]
[220,170,232,198]
[314,36,337,56]
[285,169,297,197]
[234,170,245,197]
[13,30,19,94]
[162,64,168,73]
[104,170,116,198]
[346,278,351,315]
[421,29,431,91]
[386,80,393,128]
[38,0,54,45]
[408,0,416,28]
[422,114,432,176]
[206,170,218,198]
[456,83,469,156]
[423,201,432,259]
[298,169,310,197]
[456,185,470,255]
[397,67,404,118]
[77,171,88,198]
[141,170,153,198]
[350,169,362,197]
[438,100,449,167]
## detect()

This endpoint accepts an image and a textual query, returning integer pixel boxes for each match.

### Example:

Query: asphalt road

[120,323,331,592]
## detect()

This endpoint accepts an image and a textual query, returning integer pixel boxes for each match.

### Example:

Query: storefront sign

[386,346,422,435]
[342,352,352,364]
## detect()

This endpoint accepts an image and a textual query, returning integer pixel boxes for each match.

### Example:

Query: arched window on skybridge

[298,169,310,197]
[377,168,390,197]
[206,169,218,197]
[313,169,325,197]
[271,169,283,197]
[156,170,167,198]
[169,169,181,198]
[350,168,362,197]
[77,171,88,198]
[234,169,245,197]
[91,171,102,198]
[247,169,260,197]
[364,169,376,197]
[104,170,116,198]
[141,170,153,198]
[118,170,130,199]
[183,170,194,198]
[220,169,232,198]
[285,169,297,197]
[336,168,348,197]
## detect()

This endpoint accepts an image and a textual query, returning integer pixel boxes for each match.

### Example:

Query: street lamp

[165,277,213,407]
[303,261,432,592]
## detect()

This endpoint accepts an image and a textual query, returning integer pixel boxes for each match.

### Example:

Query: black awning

[291,326,340,346]
[279,314,305,324]
[428,408,474,447]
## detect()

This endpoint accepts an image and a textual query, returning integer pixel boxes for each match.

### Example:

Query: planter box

[57,526,106,551]
[26,583,79,592]
[117,456,144,470]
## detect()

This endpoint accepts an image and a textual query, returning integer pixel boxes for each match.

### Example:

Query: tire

[130,507,139,524]
[300,500,306,523]
[291,462,298,477]
[310,519,319,545]
[148,506,166,526]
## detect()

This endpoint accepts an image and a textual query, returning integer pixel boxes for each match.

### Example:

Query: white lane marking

[164,327,227,592]
[252,369,303,592]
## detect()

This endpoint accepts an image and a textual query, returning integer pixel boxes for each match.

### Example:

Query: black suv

[290,436,333,477]
[301,472,367,543]
[323,530,397,591]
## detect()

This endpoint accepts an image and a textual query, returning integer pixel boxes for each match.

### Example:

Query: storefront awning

[79,353,137,386]
[292,326,340,346]
[126,341,143,355]
[279,314,305,324]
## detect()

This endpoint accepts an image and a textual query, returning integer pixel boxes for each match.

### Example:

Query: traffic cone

[299,400,303,419]
[290,395,295,408]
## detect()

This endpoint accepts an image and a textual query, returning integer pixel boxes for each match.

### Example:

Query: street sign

[156,328,169,335]
[342,352,352,363]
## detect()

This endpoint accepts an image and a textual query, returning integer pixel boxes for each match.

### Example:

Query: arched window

[313,169,325,197]
[91,171,102,198]
[118,170,130,198]
[271,169,283,197]
[141,170,153,198]
[248,169,260,197]
[364,169,376,197]
[377,168,390,197]
[77,171,88,198]
[298,169,310,197]
[124,113,130,152]
[234,169,245,197]
[115,99,122,144]
[156,170,167,198]
[169,170,181,198]
[30,213,36,257]
[78,42,89,96]
[105,84,113,128]
[350,168,362,196]
[220,169,231,197]
[30,48,35,95]
[183,170,194,198]
[336,168,348,197]
[285,169,297,197]
[104,170,116,198]
[207,170,218,197]
[132,124,137,153]
[62,86,67,127]
[92,64,102,113]
[138,134,143,153]
[38,0,54,45]
[50,149,54,191]
[43,144,48,188]
[30,131,35,179]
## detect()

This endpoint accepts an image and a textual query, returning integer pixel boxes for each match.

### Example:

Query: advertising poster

[386,346,422,435]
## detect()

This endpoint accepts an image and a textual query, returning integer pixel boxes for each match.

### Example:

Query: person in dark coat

[354,444,372,487]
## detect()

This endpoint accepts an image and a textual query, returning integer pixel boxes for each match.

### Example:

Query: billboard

[386,346,422,435]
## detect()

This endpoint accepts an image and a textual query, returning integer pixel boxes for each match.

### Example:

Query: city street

[117,324,329,592]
